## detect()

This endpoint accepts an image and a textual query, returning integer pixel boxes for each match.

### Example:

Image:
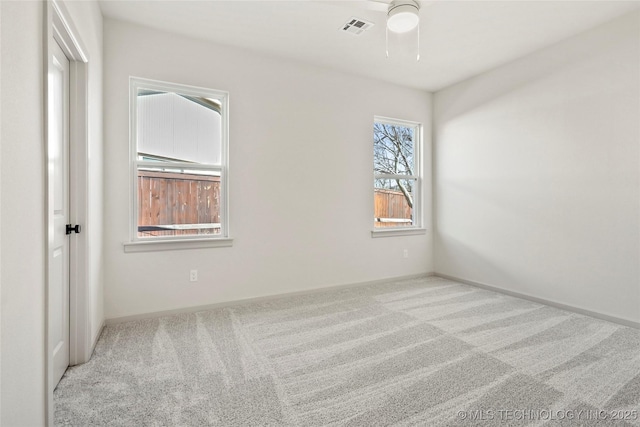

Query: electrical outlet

[190,269,198,282]
[403,249,409,259]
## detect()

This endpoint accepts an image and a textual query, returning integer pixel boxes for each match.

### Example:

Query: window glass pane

[374,178,415,228]
[137,167,221,238]
[137,89,222,166]
[373,122,414,176]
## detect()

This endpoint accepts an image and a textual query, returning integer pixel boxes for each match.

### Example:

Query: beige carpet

[54,276,640,426]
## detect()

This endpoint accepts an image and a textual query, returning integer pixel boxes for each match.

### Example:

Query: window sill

[123,237,233,253]
[371,228,427,238]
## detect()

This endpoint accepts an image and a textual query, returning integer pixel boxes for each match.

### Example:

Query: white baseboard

[435,273,640,329]
[106,272,436,325]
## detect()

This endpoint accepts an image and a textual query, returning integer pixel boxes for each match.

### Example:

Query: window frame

[372,116,425,237]
[125,77,231,251]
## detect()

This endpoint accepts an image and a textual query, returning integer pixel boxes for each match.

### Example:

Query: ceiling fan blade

[364,0,391,12]
[318,1,389,14]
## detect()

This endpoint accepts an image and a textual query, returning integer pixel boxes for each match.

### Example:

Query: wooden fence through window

[374,188,412,227]
[137,170,220,237]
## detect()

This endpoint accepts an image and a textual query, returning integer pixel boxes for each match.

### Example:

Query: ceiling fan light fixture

[387,0,420,33]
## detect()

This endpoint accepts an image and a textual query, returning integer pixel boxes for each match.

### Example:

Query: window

[129,78,229,246]
[373,117,422,234]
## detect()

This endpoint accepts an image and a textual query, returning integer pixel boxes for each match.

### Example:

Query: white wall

[103,19,433,320]
[0,2,3,422]
[1,2,46,424]
[0,1,103,424]
[434,12,640,324]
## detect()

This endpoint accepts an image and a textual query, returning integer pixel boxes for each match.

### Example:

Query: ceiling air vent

[341,17,374,36]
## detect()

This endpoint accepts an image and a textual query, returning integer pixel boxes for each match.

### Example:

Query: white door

[50,40,70,388]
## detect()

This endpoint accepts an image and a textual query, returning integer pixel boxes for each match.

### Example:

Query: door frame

[44,0,90,423]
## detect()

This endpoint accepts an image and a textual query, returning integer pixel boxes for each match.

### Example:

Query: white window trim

[123,237,233,253]
[372,116,426,237]
[126,77,232,252]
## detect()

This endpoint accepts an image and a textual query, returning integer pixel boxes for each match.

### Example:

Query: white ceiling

[99,0,640,92]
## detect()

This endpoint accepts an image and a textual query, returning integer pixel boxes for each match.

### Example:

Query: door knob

[66,224,81,235]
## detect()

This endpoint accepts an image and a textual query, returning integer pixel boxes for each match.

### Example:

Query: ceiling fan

[347,0,428,60]
[360,0,422,33]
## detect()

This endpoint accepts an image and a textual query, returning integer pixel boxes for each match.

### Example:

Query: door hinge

[66,224,81,235]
